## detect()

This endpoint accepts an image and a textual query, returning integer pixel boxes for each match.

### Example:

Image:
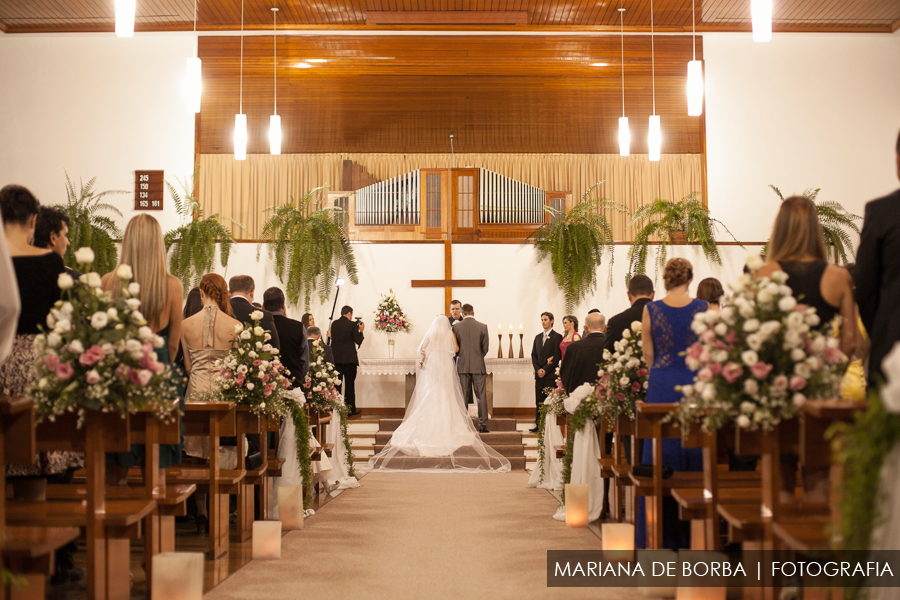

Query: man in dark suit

[855,129,900,386]
[228,275,281,350]
[331,306,365,416]
[307,327,335,365]
[453,304,491,433]
[263,287,309,387]
[559,312,607,395]
[605,275,655,355]
[530,311,562,433]
[448,299,464,327]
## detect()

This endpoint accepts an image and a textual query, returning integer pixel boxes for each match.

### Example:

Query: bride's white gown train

[365,316,511,473]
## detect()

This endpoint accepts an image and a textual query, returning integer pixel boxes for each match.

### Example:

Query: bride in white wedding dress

[366,316,511,472]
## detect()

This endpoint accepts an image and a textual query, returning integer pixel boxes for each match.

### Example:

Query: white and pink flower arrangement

[302,338,344,413]
[213,311,291,419]
[373,290,411,334]
[672,255,848,432]
[30,248,180,427]
[598,320,649,425]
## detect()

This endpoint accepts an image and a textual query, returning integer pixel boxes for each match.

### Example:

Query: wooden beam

[411,280,486,288]
[366,11,528,25]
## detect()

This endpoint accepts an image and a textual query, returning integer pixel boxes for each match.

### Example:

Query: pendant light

[234,0,247,160]
[269,7,281,155]
[752,0,772,42]
[115,0,135,37]
[617,7,630,157]
[648,0,661,161]
[185,0,202,113]
[686,0,703,116]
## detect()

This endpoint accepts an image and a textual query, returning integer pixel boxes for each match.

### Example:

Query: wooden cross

[411,240,485,311]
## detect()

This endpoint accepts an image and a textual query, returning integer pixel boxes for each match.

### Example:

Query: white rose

[812,337,826,353]
[317,357,323,364]
[619,376,630,386]
[131,310,146,325]
[117,264,133,280]
[760,321,781,336]
[240,331,252,340]
[805,356,821,370]
[786,312,804,328]
[47,332,61,348]
[126,339,142,353]
[741,350,759,367]
[74,247,95,265]
[106,308,118,321]
[778,296,797,312]
[746,334,763,351]
[713,350,729,363]
[794,363,812,379]
[631,321,642,333]
[128,282,140,296]
[738,305,755,319]
[259,402,266,410]
[246,383,255,391]
[740,401,756,414]
[681,384,694,397]
[745,254,764,271]
[138,326,153,342]
[69,339,85,354]
[792,393,807,408]
[714,322,728,336]
[101,343,114,354]
[742,319,760,333]
[743,379,759,395]
[235,323,244,333]
[805,313,820,327]
[248,351,258,359]
[253,326,264,336]
[826,337,840,350]
[38,377,48,389]
[627,358,641,370]
[54,318,71,333]
[250,310,264,321]
[57,272,74,290]
[757,289,774,305]
[691,320,708,334]
[33,335,47,353]
[59,302,74,317]
[90,311,108,330]
[85,272,102,288]
[256,341,263,349]
[790,348,806,362]
[736,415,751,429]
[720,307,736,325]
[125,298,141,310]
[622,329,631,339]
[265,333,272,341]
[262,344,272,352]
[701,386,716,401]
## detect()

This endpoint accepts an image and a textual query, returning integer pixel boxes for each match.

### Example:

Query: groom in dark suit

[453,304,491,433]
[530,312,562,433]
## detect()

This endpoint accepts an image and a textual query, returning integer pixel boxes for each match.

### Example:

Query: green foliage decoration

[626,193,742,285]
[288,402,314,509]
[258,185,358,310]
[765,186,861,264]
[58,173,125,276]
[528,182,628,313]
[163,168,244,296]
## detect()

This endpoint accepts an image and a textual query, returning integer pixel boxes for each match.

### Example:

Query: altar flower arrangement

[303,339,355,478]
[671,255,847,433]
[213,311,291,419]
[598,320,649,425]
[373,289,411,334]
[30,248,180,427]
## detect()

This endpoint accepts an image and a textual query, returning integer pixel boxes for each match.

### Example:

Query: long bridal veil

[365,316,511,473]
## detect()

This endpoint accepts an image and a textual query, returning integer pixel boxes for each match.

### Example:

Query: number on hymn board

[140,201,149,208]
[139,175,149,182]
[134,170,163,210]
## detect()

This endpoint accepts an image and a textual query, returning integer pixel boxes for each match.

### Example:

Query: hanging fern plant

[626,193,742,285]
[163,168,244,296]
[58,173,126,276]
[527,182,628,313]
[765,186,861,264]
[258,185,358,310]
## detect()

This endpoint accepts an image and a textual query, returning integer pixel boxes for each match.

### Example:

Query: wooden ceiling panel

[2,0,899,31]
[196,35,703,155]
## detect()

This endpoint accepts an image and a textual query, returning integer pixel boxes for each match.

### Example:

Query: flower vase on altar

[387,332,396,359]
[373,290,411,360]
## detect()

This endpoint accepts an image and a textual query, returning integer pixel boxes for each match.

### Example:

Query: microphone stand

[326,284,342,345]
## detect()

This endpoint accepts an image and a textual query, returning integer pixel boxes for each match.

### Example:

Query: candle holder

[518,333,524,358]
[497,334,503,358]
[508,333,514,358]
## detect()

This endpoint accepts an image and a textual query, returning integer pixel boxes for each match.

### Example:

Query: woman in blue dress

[635,257,708,549]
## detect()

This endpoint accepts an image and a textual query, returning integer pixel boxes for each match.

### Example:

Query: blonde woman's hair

[768,196,827,263]
[113,214,168,330]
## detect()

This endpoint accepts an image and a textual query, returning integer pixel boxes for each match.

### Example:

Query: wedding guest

[1,185,80,584]
[301,313,315,330]
[559,312,606,394]
[696,277,724,315]
[307,326,334,365]
[636,257,707,549]
[102,213,185,481]
[264,286,309,384]
[582,308,601,337]
[32,206,80,277]
[855,129,900,386]
[559,315,581,362]
[0,214,19,363]
[229,275,281,350]
[180,273,241,531]
[448,299,464,327]
[174,286,202,370]
[331,305,364,416]
[252,301,262,309]
[530,311,562,433]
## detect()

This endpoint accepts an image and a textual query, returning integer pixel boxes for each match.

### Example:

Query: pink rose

[701,330,715,344]
[55,363,74,380]
[773,375,789,390]
[600,372,611,382]
[698,367,714,381]
[253,360,262,366]
[152,361,164,375]
[138,369,153,386]
[596,385,607,398]
[637,368,648,378]
[823,347,842,364]
[750,362,773,380]
[128,368,141,386]
[714,341,728,351]
[631,381,642,393]
[725,331,739,345]
[790,376,807,391]
[699,349,712,364]
[140,354,156,370]
[262,374,269,382]
[142,342,154,355]
[86,369,101,384]
[281,379,290,389]
[115,365,130,380]
[722,362,744,384]
[709,362,722,376]
[222,370,233,379]
[686,343,703,360]
[45,353,61,371]
[615,393,626,402]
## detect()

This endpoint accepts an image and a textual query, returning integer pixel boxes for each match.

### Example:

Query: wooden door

[452,168,478,241]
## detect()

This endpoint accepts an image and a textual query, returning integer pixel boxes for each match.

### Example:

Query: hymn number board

[134,170,164,210]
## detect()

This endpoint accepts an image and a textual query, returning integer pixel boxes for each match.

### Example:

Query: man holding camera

[331,305,365,416]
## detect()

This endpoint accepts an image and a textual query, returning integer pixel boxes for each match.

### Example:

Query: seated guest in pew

[636,258,708,550]
[695,277,724,316]
[32,205,81,278]
[1,185,82,583]
[102,214,185,484]
[264,286,309,383]
[307,327,334,365]
[180,273,242,532]
[755,196,857,503]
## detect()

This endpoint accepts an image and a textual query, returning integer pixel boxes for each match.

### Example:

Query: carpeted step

[377,417,517,432]
[372,444,525,458]
[374,431,522,445]
[367,455,526,470]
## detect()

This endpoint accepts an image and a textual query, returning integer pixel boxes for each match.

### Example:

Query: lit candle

[509,325,513,334]
[151,552,204,600]
[277,486,305,531]
[565,483,589,527]
[252,521,283,559]
[498,324,502,335]
[519,324,523,335]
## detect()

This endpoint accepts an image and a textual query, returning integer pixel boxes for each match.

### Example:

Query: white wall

[704,32,900,244]
[0,32,197,233]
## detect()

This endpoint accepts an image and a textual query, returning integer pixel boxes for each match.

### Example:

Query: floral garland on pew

[302,339,355,480]
[284,389,314,510]
[599,320,649,426]
[535,381,567,485]
[30,248,181,427]
[670,255,847,433]
[559,383,601,505]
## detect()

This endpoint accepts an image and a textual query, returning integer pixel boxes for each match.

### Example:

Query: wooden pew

[168,402,241,559]
[234,406,264,541]
[307,408,334,460]
[609,413,636,523]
